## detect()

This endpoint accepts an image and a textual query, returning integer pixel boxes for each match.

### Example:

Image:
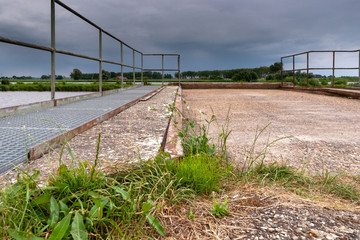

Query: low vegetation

[0,82,133,92]
[0,105,359,239]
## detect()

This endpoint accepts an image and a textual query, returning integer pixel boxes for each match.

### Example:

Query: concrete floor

[183,89,360,174]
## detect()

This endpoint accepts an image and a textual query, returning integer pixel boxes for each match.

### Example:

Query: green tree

[164,73,172,79]
[269,62,282,73]
[250,71,258,81]
[70,68,82,80]
[232,71,251,82]
[102,70,111,80]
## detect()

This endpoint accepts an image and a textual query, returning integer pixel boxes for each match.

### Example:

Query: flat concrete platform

[183,88,360,175]
[0,86,160,175]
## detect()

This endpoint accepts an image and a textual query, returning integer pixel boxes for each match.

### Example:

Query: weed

[188,209,195,220]
[166,154,224,194]
[210,196,230,218]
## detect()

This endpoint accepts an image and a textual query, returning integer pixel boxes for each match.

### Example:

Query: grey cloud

[1,0,360,76]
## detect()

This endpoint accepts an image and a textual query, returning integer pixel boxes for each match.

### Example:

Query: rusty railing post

[141,53,143,84]
[121,42,123,89]
[178,55,180,83]
[162,54,164,86]
[332,51,335,87]
[133,49,135,85]
[306,52,309,87]
[99,29,102,95]
[293,55,295,87]
[50,0,55,100]
[280,57,283,86]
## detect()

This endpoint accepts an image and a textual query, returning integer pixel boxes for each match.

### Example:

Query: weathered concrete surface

[162,86,184,158]
[182,89,360,174]
[169,82,282,89]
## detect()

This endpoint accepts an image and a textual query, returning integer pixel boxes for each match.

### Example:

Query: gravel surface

[0,86,176,186]
[182,89,360,175]
[0,91,93,108]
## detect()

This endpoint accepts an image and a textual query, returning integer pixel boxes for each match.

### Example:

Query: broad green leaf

[71,212,88,240]
[142,202,152,213]
[59,200,69,216]
[48,213,72,240]
[31,194,51,206]
[91,198,108,220]
[7,228,43,240]
[48,197,59,228]
[89,205,98,220]
[113,186,130,201]
[100,198,109,208]
[146,214,166,237]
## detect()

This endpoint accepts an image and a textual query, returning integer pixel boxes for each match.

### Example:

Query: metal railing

[281,50,360,87]
[0,0,181,99]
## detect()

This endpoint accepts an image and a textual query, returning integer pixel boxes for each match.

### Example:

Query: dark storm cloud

[1,0,360,76]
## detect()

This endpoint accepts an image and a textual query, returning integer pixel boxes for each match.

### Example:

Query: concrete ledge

[161,86,184,159]
[281,86,360,99]
[0,84,142,118]
[169,82,282,89]
[28,85,159,161]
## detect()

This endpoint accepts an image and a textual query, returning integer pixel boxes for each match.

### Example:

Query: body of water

[0,91,93,109]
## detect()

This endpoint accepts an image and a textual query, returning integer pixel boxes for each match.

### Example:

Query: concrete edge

[28,85,160,161]
[0,84,143,118]
[281,86,360,99]
[169,82,281,89]
[161,86,184,159]
[170,82,360,99]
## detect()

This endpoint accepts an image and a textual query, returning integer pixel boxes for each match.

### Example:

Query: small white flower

[187,106,190,110]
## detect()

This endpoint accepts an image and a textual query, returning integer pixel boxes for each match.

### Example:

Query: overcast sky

[0,0,360,77]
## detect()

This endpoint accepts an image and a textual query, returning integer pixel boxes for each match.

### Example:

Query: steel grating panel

[0,86,159,175]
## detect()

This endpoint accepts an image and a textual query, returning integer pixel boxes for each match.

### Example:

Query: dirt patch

[162,186,360,239]
[182,89,360,175]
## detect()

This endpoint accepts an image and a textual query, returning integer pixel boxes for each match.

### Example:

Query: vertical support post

[280,57,283,86]
[99,29,102,95]
[306,52,309,87]
[293,55,295,87]
[358,50,360,85]
[162,54,164,86]
[133,50,135,85]
[178,55,180,83]
[121,42,123,89]
[141,53,143,84]
[332,51,335,87]
[50,0,55,100]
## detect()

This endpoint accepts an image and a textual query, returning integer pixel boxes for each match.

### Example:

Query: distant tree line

[41,75,65,80]
[69,68,174,80]
[1,76,33,79]
[179,62,282,82]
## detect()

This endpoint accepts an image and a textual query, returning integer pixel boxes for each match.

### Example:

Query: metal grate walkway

[0,86,160,175]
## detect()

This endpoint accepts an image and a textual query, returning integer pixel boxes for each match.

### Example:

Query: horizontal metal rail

[282,50,360,59]
[55,0,141,53]
[0,0,181,97]
[281,50,360,87]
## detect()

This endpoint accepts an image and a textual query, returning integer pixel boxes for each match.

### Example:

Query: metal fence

[281,50,360,87]
[0,0,181,99]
